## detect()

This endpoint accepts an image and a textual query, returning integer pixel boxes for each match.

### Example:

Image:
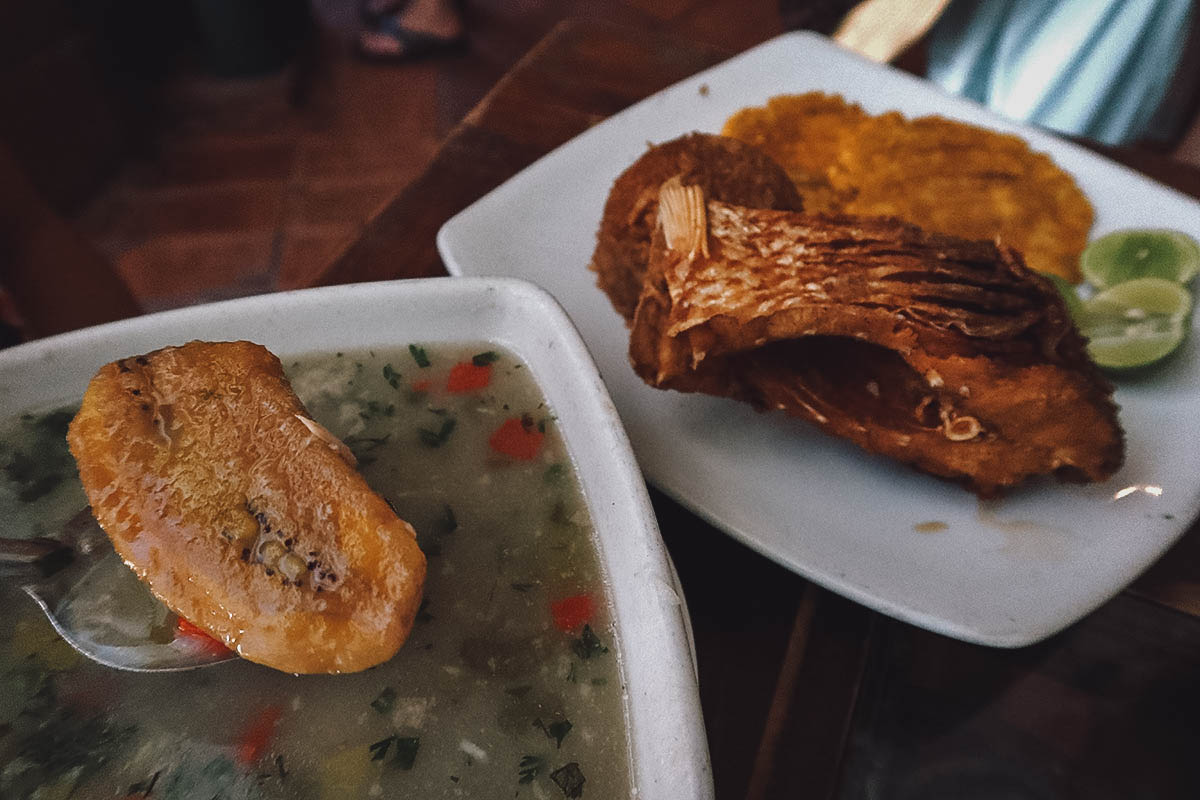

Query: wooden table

[314,19,1200,800]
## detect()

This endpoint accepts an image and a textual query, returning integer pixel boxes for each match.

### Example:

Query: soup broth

[0,344,630,799]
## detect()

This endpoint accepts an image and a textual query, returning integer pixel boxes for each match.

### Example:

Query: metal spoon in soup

[0,514,238,672]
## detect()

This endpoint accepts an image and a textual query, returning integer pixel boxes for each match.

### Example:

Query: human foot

[358,0,464,61]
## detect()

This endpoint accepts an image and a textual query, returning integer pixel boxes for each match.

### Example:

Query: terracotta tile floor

[75,0,783,312]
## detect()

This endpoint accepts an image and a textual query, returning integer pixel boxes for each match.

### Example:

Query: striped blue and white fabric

[926,0,1195,145]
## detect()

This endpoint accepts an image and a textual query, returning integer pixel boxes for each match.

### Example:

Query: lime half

[1046,274,1084,321]
[1079,277,1193,369]
[1080,229,1200,289]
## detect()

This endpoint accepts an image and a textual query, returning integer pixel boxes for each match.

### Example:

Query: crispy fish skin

[67,341,426,674]
[722,93,1093,283]
[631,183,1123,495]
[590,132,804,321]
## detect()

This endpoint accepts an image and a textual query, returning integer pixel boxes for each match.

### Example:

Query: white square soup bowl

[0,276,712,800]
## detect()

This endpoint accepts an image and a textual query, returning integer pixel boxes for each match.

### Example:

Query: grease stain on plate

[977,501,1073,560]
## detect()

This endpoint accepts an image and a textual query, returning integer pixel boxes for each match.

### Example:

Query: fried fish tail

[590,133,804,321]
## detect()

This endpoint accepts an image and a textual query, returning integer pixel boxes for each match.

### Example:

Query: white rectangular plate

[438,31,1200,647]
[0,277,712,800]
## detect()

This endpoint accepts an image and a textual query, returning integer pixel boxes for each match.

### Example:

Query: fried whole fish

[67,341,426,673]
[630,181,1123,495]
[591,132,804,321]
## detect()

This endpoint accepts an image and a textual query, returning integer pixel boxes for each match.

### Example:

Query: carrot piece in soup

[489,416,544,460]
[237,705,284,765]
[175,616,231,656]
[551,594,594,633]
[447,362,492,393]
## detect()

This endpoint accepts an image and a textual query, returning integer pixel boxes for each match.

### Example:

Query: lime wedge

[1046,274,1084,321]
[1079,277,1193,369]
[1080,229,1200,289]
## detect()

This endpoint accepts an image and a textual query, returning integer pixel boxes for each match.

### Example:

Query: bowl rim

[0,276,713,800]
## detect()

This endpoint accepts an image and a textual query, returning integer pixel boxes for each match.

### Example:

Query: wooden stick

[745,581,821,800]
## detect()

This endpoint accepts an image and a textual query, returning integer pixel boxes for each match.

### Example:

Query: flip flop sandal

[356,13,467,63]
[360,0,408,28]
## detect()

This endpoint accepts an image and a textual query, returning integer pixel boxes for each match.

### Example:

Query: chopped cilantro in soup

[0,345,630,799]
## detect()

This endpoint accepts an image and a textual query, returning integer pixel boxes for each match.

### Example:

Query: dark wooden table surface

[314,19,1200,800]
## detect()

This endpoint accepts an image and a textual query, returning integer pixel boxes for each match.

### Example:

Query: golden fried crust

[723,92,870,211]
[590,132,804,321]
[723,93,1093,282]
[67,341,426,674]
[631,187,1123,496]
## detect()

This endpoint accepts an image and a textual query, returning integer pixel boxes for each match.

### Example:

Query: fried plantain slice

[67,341,426,674]
[722,93,1093,282]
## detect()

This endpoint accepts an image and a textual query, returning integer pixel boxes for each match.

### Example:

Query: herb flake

[392,736,420,770]
[535,718,573,749]
[360,400,395,420]
[418,417,457,448]
[409,344,431,368]
[518,754,544,784]
[370,686,397,715]
[551,762,586,798]
[369,736,393,761]
[471,351,500,366]
[382,363,402,389]
[369,734,419,768]
[345,434,389,466]
[571,625,608,660]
